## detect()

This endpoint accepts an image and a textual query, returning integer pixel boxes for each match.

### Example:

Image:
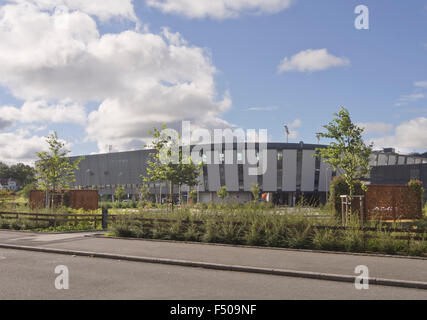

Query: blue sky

[0,0,426,164]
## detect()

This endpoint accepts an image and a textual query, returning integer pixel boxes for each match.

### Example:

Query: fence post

[102,207,108,230]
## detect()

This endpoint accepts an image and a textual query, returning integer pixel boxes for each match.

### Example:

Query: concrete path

[0,230,426,285]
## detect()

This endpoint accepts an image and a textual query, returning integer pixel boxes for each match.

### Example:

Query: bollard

[102,207,108,230]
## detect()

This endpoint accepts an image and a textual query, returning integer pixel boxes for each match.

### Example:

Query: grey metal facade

[70,143,427,204]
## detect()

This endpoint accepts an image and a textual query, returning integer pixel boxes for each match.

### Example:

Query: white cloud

[414,81,427,88]
[371,117,427,153]
[0,2,232,155]
[285,118,301,139]
[146,0,294,19]
[278,49,350,73]
[357,122,394,135]
[0,100,86,125]
[0,130,48,165]
[6,0,137,22]
[394,93,425,107]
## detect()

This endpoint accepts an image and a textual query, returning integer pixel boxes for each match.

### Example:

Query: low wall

[30,190,99,211]
[365,184,422,220]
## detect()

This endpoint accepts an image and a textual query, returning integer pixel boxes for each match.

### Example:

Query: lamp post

[284,125,289,143]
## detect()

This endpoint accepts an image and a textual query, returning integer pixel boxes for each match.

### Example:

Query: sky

[0,0,426,165]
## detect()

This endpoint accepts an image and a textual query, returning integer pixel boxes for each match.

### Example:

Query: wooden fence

[0,211,425,240]
[0,212,103,228]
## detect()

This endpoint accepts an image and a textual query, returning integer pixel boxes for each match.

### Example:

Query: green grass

[109,207,427,257]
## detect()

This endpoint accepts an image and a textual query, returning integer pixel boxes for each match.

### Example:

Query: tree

[35,132,83,208]
[139,184,151,202]
[114,185,125,202]
[217,186,229,203]
[251,183,260,202]
[0,162,35,186]
[9,163,36,185]
[316,107,373,206]
[143,126,202,210]
[188,189,198,204]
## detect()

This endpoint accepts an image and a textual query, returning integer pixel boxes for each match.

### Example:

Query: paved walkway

[0,230,426,284]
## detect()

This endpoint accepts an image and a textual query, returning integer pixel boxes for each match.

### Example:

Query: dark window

[277,151,283,190]
[296,150,303,192]
[238,164,244,191]
[314,152,321,192]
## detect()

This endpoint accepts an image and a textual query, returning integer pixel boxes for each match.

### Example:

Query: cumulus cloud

[146,0,294,19]
[0,130,49,165]
[371,117,427,153]
[6,0,137,22]
[278,49,350,73]
[0,100,86,124]
[0,1,232,156]
[357,122,394,135]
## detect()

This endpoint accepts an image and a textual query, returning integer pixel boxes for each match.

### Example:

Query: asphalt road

[1,249,426,300]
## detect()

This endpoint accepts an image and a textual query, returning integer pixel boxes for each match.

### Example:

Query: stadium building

[70,143,427,205]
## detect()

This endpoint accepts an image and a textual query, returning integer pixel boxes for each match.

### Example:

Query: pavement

[1,248,427,299]
[0,230,426,288]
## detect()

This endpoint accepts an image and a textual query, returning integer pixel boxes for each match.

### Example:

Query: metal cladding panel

[369,154,377,167]
[243,164,258,192]
[388,155,397,165]
[301,150,316,192]
[206,151,221,192]
[378,154,387,166]
[407,157,415,164]
[127,151,142,185]
[78,157,90,186]
[262,149,277,192]
[283,149,297,192]
[197,171,205,192]
[225,156,239,192]
[95,154,109,186]
[319,160,332,192]
[87,155,99,186]
[398,156,405,165]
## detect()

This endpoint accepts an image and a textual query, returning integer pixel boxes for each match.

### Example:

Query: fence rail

[0,211,103,228]
[0,212,426,239]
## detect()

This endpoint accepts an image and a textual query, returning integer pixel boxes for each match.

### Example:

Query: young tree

[217,186,229,203]
[316,107,373,204]
[250,183,260,202]
[139,184,151,202]
[35,132,83,208]
[188,189,198,204]
[143,126,202,210]
[114,185,125,202]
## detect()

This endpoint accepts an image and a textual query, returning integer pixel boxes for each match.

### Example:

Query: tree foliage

[316,107,373,200]
[251,183,260,202]
[217,186,229,202]
[115,185,125,202]
[35,132,83,192]
[143,126,202,205]
[0,162,35,185]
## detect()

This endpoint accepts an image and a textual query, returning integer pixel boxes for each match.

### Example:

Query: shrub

[312,228,341,251]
